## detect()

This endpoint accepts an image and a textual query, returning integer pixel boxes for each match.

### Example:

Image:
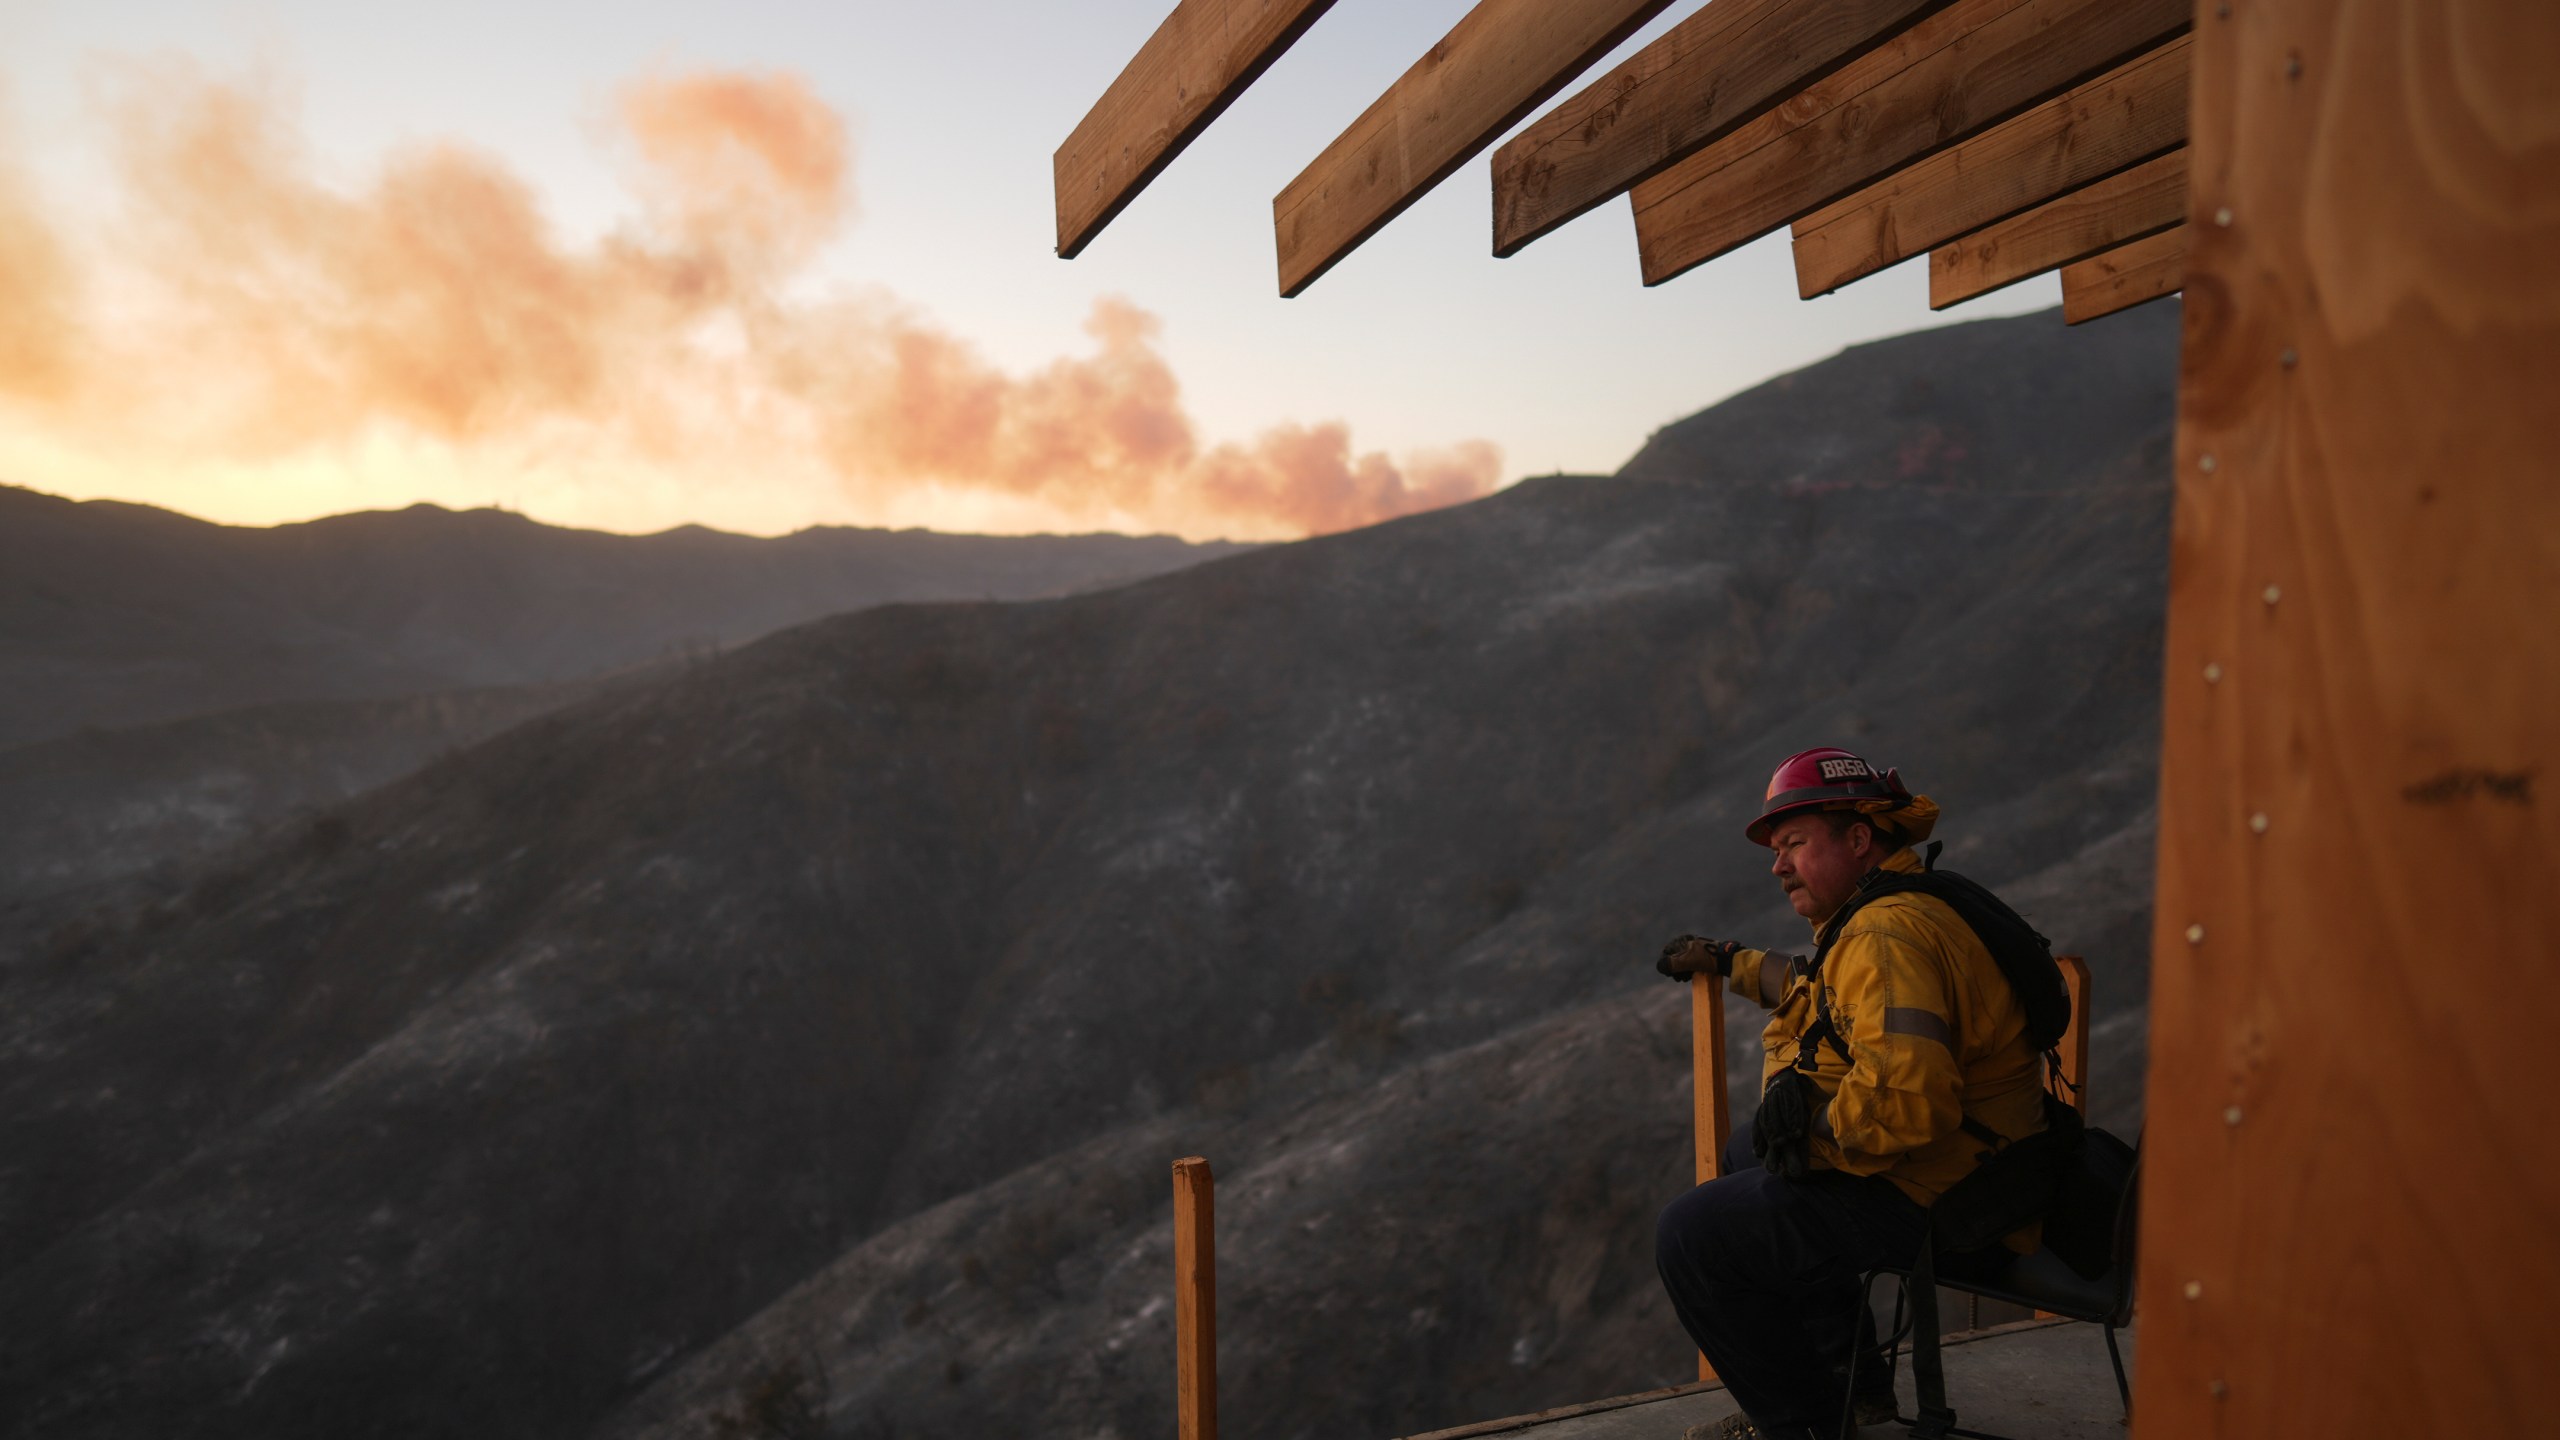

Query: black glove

[1753,1069,1815,1180]
[1656,935,1743,982]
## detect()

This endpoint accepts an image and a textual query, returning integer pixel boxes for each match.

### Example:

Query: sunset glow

[0,1,2059,540]
[0,64,1499,540]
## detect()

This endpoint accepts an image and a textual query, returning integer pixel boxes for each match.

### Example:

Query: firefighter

[1650,749,2049,1440]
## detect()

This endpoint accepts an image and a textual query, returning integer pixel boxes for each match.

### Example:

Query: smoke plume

[0,106,77,400]
[1,65,1502,538]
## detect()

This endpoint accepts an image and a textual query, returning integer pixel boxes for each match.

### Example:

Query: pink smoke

[0,66,1502,538]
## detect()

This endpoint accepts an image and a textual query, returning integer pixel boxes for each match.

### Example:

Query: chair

[1836,1133,2142,1440]
[1685,953,2138,1439]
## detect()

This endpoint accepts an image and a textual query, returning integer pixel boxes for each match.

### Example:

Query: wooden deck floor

[1395,1318,2134,1440]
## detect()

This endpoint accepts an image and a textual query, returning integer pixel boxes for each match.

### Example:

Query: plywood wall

[2137,0,2560,1433]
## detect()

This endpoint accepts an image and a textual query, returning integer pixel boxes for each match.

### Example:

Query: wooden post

[1690,973,1730,1380]
[2137,0,2560,1432]
[1173,1156,1216,1440]
[1691,974,1732,1184]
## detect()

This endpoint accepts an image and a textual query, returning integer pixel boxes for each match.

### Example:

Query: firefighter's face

[1767,813,1879,923]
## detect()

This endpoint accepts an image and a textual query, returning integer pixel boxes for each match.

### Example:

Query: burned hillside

[0,303,2178,1440]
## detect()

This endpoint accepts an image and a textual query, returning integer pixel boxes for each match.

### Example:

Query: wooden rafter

[1275,0,1675,297]
[2058,223,2186,322]
[1789,33,2191,299]
[1055,0,1339,260]
[1487,0,1953,259]
[1629,0,2190,287]
[1931,147,2188,308]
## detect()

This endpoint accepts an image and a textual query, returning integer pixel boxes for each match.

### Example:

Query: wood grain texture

[1629,0,2189,287]
[1690,973,1729,1382]
[1055,0,1338,259]
[2060,224,2186,323]
[1487,0,1951,258]
[2138,0,2560,1433]
[1690,973,1731,1185]
[1173,1156,1217,1440]
[1930,147,2188,308]
[1789,34,2190,298]
[1273,0,1672,296]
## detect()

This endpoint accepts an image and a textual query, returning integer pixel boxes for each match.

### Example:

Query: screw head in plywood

[2250,811,2271,834]
[2199,452,2219,473]
[2224,1105,2245,1126]
[2263,584,2283,606]
[2281,347,2299,369]
[2184,1281,2204,1300]
[2215,206,2235,228]
[2185,923,2206,946]
[2204,662,2224,683]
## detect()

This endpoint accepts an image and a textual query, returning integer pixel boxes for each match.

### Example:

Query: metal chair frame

[1834,1138,2143,1440]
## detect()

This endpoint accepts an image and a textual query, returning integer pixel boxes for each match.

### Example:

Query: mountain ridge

[0,484,1254,750]
[0,490,1253,906]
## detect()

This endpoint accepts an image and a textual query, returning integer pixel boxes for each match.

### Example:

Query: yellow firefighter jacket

[1726,848,2049,1210]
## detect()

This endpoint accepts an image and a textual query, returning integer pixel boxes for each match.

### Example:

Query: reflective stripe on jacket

[1727,848,2048,1208]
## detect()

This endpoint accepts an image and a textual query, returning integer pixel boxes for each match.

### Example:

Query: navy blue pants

[1655,1121,1930,1434]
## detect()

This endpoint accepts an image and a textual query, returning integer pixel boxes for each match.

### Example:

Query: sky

[0,0,2060,541]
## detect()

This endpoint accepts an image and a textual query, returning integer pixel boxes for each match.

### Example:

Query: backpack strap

[1792,971,1855,1073]
[2043,1047,2081,1105]
[1787,866,1908,1072]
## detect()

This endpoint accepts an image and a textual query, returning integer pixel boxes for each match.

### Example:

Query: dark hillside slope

[0,304,2179,1440]
[0,491,1249,749]
[0,682,597,909]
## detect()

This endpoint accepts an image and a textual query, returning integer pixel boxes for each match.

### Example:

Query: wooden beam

[1487,0,1953,259]
[2137,1,2560,1432]
[1789,33,2191,298]
[1630,0,2189,287]
[2059,223,2185,322]
[1930,146,2188,308]
[1274,0,1674,297]
[1689,971,1728,1382]
[1173,1156,1217,1440]
[1055,0,1339,260]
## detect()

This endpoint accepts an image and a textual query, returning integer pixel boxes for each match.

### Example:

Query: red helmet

[1745,747,1910,846]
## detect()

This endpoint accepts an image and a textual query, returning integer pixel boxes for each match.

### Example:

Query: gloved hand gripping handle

[1656,935,1742,982]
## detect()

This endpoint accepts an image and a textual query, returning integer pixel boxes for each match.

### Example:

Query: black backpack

[1811,841,2073,1054]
